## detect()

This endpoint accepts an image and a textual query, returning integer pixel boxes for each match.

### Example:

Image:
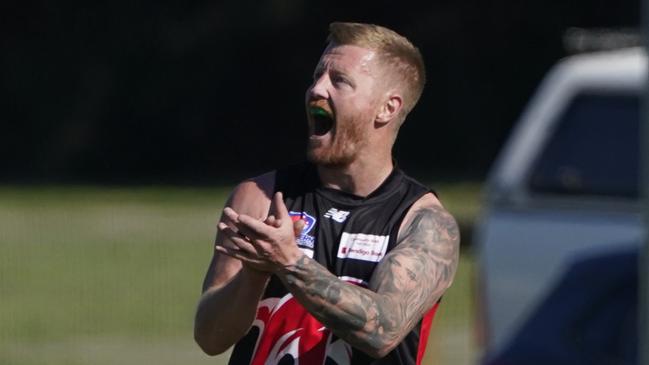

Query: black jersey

[228,162,438,365]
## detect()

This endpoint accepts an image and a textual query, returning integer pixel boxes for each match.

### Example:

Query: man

[194,22,460,365]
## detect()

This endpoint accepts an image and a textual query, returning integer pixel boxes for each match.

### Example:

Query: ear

[375,93,403,125]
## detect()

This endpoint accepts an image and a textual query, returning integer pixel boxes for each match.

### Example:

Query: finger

[293,219,305,237]
[218,222,258,255]
[216,245,266,266]
[219,214,235,227]
[236,213,274,238]
[222,207,240,223]
[265,215,277,226]
[273,192,290,220]
[218,221,244,238]
[225,211,269,239]
[224,219,274,256]
[219,218,239,234]
[265,215,282,228]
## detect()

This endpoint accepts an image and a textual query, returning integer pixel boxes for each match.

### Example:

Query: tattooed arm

[219,192,460,358]
[278,193,460,357]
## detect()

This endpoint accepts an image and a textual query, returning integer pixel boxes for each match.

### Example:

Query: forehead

[316,44,378,75]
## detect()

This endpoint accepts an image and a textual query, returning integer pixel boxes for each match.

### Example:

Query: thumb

[273,191,290,220]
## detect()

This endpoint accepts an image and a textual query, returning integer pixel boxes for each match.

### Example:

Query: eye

[331,73,352,87]
[331,75,345,83]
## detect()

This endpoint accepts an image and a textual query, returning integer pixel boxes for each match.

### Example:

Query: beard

[307,113,369,168]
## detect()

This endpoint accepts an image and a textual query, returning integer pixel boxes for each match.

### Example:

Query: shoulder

[388,192,460,294]
[398,193,442,227]
[397,192,459,248]
[228,171,276,220]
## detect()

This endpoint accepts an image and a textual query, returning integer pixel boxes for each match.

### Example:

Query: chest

[285,192,407,285]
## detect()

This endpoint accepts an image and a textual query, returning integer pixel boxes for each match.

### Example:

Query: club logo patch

[337,232,389,262]
[289,211,316,250]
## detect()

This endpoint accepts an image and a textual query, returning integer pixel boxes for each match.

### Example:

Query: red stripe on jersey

[416,302,440,365]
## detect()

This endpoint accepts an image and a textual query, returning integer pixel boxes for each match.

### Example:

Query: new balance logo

[324,208,350,223]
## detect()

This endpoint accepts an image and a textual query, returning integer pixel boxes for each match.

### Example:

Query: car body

[474,47,645,363]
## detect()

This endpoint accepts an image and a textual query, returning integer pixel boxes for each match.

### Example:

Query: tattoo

[277,203,460,357]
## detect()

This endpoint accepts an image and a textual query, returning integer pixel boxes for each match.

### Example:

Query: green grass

[0,184,481,365]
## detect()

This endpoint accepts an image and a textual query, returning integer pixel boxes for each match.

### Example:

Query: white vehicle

[475,47,645,363]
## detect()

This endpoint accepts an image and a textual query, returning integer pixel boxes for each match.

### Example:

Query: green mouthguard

[309,106,330,117]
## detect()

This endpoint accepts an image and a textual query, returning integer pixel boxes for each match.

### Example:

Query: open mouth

[309,106,334,136]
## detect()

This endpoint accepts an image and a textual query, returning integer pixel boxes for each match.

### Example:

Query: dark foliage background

[0,0,639,184]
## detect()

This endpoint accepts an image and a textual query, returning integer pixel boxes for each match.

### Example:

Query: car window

[528,92,639,198]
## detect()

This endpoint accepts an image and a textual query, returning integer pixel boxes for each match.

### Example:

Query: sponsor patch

[289,211,316,249]
[337,232,389,262]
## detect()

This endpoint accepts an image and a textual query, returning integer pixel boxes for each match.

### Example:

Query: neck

[316,150,394,197]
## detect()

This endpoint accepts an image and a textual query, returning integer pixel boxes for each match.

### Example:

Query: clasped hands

[216,192,306,273]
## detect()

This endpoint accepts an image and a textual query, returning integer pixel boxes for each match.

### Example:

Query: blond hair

[327,22,426,120]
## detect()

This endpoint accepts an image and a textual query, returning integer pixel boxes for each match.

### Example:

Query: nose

[307,73,329,100]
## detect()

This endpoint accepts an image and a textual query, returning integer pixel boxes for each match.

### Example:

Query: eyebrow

[330,68,351,79]
[316,62,349,76]
[312,62,356,86]
[312,63,327,76]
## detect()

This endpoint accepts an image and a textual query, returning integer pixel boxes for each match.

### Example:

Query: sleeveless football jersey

[228,162,439,365]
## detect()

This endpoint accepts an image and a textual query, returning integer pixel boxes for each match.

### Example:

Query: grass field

[0,183,481,365]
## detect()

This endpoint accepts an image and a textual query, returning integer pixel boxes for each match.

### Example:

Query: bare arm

[218,193,460,358]
[193,172,275,356]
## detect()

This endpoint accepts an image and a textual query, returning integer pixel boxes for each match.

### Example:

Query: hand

[216,192,305,273]
[263,214,306,237]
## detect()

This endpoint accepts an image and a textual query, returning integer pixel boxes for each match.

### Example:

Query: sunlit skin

[305,44,379,166]
[305,44,400,196]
